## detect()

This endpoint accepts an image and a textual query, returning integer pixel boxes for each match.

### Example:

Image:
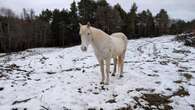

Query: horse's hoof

[104,82,109,85]
[100,82,104,84]
[112,74,115,76]
[119,74,124,78]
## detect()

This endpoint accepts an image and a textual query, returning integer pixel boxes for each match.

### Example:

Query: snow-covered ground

[0,35,195,110]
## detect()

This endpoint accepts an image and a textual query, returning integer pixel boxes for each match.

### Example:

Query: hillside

[0,35,195,110]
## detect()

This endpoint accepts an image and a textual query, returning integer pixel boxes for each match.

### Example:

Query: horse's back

[111,33,128,56]
[111,33,128,43]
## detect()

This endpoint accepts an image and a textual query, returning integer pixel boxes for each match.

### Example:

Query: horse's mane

[90,26,110,39]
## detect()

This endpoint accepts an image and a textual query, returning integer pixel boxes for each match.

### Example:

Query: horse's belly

[112,48,123,58]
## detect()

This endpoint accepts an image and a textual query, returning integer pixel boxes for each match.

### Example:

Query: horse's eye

[87,33,90,35]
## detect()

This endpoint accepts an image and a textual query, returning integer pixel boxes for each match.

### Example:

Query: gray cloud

[0,0,195,21]
[0,0,78,14]
[135,0,195,21]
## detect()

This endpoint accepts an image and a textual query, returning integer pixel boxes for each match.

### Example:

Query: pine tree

[39,9,53,23]
[146,9,155,37]
[137,10,147,37]
[95,1,122,34]
[127,3,137,38]
[51,9,71,46]
[69,1,80,43]
[113,3,128,35]
[155,9,169,35]
[78,0,97,24]
[96,0,109,8]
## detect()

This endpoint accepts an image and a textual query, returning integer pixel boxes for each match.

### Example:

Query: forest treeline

[0,0,195,53]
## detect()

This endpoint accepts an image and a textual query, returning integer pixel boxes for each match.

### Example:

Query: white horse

[79,22,128,84]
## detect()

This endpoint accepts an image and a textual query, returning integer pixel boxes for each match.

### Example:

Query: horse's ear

[87,22,90,28]
[79,23,82,27]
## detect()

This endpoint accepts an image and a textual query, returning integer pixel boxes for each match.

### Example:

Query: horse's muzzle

[81,46,87,52]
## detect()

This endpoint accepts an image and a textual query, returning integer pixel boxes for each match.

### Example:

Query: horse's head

[79,22,93,52]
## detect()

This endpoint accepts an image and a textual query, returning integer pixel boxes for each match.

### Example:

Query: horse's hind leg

[112,58,117,76]
[118,55,125,78]
[120,57,124,77]
[120,51,126,77]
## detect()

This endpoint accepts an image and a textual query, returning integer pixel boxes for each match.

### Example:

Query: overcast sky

[0,0,195,21]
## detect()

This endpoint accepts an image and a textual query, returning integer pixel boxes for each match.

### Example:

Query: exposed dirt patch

[40,56,48,64]
[62,67,82,72]
[12,98,31,105]
[134,93,173,110]
[165,88,172,91]
[0,87,4,91]
[159,61,169,65]
[135,88,155,92]
[133,86,190,110]
[190,104,195,109]
[46,72,56,75]
[173,49,191,54]
[155,81,161,84]
[72,57,88,62]
[116,105,132,110]
[106,99,116,103]
[61,64,99,72]
[178,69,186,72]
[171,86,190,97]
[5,64,19,69]
[0,73,7,79]
[174,80,185,84]
[182,73,193,81]
[147,74,159,77]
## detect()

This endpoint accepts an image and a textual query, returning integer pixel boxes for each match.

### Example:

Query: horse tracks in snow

[0,35,195,110]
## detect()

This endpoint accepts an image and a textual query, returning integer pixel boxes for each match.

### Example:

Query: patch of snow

[0,35,195,110]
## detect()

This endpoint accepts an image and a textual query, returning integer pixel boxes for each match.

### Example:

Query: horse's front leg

[98,59,105,84]
[105,58,111,85]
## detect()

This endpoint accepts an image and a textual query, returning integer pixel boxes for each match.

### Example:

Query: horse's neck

[90,27,111,52]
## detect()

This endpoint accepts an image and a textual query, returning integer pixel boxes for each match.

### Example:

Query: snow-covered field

[0,35,195,110]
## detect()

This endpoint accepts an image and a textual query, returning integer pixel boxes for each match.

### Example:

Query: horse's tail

[121,34,128,55]
[122,34,128,48]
